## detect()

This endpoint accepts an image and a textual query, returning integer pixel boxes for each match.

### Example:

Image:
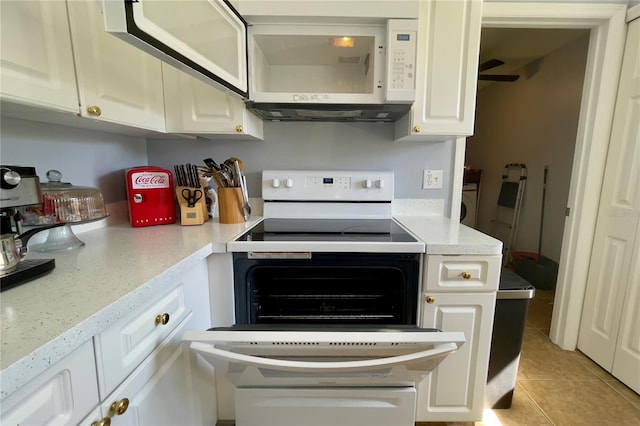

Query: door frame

[478,2,628,350]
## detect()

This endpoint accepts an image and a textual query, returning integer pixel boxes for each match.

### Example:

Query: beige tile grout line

[516,382,557,426]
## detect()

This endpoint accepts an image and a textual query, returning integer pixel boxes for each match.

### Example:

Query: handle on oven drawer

[188,341,459,373]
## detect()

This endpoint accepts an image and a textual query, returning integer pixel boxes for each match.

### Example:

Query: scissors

[181,188,203,208]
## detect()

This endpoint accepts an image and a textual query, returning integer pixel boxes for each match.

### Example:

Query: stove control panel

[263,170,394,201]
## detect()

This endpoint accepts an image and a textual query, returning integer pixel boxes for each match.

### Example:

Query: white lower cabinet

[91,315,205,426]
[0,340,99,426]
[89,260,214,426]
[1,260,213,426]
[417,292,496,422]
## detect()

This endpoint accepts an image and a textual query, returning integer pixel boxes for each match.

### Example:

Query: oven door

[183,326,464,426]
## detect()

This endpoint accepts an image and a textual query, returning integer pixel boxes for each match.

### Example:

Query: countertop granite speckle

[0,214,500,401]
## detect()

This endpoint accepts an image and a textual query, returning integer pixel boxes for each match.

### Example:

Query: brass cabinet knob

[86,105,102,116]
[91,417,111,426]
[413,125,421,133]
[461,272,472,280]
[155,313,170,325]
[110,398,129,416]
[235,124,243,133]
[426,296,435,304]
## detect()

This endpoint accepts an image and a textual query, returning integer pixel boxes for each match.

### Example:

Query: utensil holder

[176,186,207,226]
[218,187,245,224]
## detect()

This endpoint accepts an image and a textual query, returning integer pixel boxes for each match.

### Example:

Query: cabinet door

[0,340,99,426]
[417,292,495,422]
[102,315,209,426]
[163,64,263,139]
[0,0,78,113]
[67,0,165,132]
[102,0,248,98]
[395,0,482,140]
[94,260,211,398]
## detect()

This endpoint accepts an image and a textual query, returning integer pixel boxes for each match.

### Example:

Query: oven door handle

[188,341,459,373]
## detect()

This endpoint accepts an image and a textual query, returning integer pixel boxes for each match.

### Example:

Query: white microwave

[249,20,418,105]
[101,0,418,121]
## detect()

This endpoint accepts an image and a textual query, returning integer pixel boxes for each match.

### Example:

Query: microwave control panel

[386,19,418,103]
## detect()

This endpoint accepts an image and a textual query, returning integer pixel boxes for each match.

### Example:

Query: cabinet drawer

[424,255,501,292]
[94,282,190,398]
[0,340,98,426]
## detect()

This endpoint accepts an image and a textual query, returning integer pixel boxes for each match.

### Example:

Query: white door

[578,16,640,394]
[101,0,248,97]
[67,0,166,132]
[0,0,79,113]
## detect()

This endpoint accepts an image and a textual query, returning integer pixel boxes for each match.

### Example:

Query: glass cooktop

[235,219,418,243]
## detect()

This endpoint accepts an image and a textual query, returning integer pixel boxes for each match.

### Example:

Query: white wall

[1,118,456,215]
[0,117,148,203]
[466,33,590,262]
[147,121,455,209]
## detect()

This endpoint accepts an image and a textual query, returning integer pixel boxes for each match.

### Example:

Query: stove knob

[272,178,281,188]
[363,179,372,189]
[376,179,384,188]
[285,178,294,188]
[1,168,21,189]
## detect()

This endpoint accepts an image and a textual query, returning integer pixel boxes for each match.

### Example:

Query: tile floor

[431,288,640,426]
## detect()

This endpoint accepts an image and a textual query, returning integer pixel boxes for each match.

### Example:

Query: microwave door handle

[189,341,459,373]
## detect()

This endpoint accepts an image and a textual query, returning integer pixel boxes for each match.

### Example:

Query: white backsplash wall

[147,121,454,210]
[1,119,455,217]
[0,116,148,204]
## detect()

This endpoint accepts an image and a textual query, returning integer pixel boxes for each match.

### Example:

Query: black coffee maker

[1,166,58,291]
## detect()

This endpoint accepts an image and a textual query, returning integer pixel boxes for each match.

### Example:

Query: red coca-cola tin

[125,166,176,227]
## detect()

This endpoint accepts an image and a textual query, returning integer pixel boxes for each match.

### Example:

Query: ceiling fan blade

[479,74,520,82]
[479,58,505,72]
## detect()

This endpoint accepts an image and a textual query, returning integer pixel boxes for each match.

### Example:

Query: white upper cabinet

[102,0,248,98]
[163,64,263,139]
[67,0,166,132]
[237,0,419,20]
[395,0,482,141]
[0,1,79,113]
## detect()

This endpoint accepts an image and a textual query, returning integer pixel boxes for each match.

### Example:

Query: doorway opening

[466,26,590,331]
[467,2,627,351]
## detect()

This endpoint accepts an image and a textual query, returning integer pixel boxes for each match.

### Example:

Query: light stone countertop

[0,214,501,401]
[395,216,503,255]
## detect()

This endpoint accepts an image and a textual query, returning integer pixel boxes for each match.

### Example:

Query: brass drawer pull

[461,272,472,279]
[87,105,102,116]
[155,313,170,325]
[91,417,111,426]
[426,296,435,304]
[235,124,243,133]
[110,398,129,416]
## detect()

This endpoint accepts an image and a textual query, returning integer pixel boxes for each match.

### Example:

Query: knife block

[176,186,207,226]
[218,187,245,224]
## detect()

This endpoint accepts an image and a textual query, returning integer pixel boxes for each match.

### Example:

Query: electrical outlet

[423,170,443,189]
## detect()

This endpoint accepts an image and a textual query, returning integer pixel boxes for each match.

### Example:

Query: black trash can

[485,267,535,409]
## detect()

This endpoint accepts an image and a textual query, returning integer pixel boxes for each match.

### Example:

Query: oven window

[233,253,419,326]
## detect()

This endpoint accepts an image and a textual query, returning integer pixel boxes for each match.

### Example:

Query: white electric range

[184,170,464,426]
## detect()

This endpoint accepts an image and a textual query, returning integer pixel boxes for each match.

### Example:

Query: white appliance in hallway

[461,183,478,228]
